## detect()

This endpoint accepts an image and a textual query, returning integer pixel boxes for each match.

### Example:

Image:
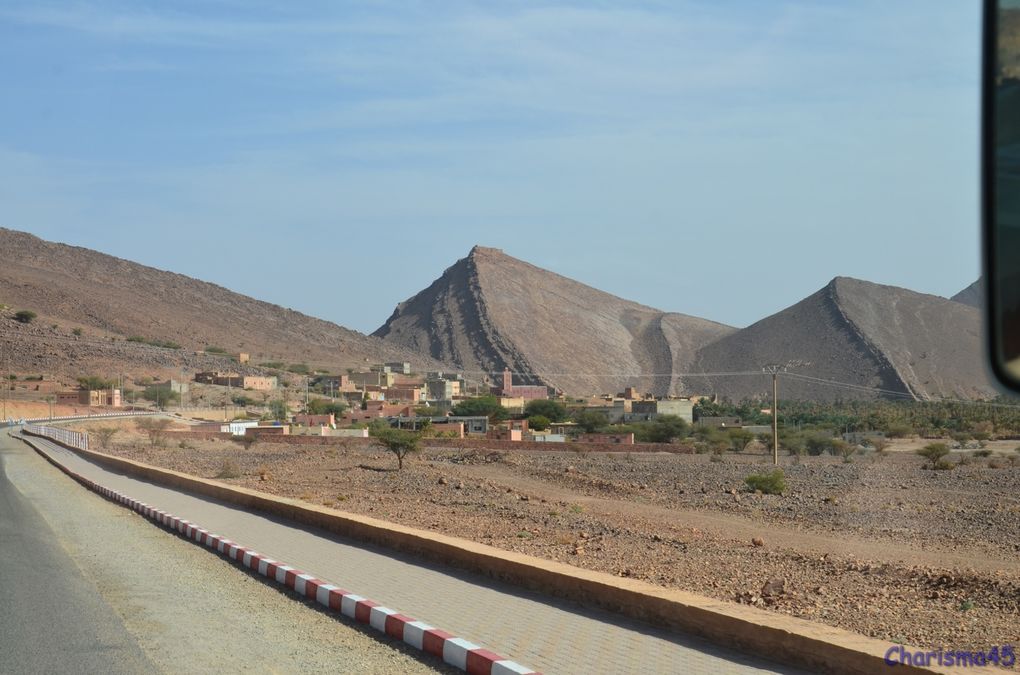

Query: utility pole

[762,364,788,466]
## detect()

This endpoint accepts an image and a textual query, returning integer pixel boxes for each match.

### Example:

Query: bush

[643,415,690,443]
[451,395,509,422]
[94,427,119,449]
[916,442,951,469]
[72,327,83,336]
[78,375,116,390]
[126,336,181,349]
[574,410,608,433]
[885,424,913,439]
[142,386,180,406]
[523,399,568,422]
[973,449,993,458]
[215,459,242,479]
[286,363,310,374]
[527,415,551,431]
[205,345,228,354]
[13,310,36,323]
[306,398,347,416]
[744,469,786,495]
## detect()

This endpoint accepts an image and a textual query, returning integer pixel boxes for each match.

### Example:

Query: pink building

[294,413,335,428]
[491,368,548,401]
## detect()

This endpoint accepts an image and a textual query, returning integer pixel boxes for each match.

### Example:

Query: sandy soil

[95,431,1020,657]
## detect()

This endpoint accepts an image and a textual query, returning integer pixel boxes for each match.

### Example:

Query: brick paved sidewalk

[31,437,800,675]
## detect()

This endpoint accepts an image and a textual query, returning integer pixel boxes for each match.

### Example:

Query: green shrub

[744,469,786,495]
[205,345,228,354]
[916,443,950,469]
[527,414,551,431]
[13,310,36,323]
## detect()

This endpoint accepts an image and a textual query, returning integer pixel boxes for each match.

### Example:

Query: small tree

[94,427,119,449]
[575,410,608,433]
[916,442,950,469]
[374,428,420,470]
[527,414,551,431]
[870,437,891,456]
[306,398,347,416]
[136,417,173,447]
[14,310,36,323]
[142,386,180,407]
[523,399,568,422]
[727,428,754,453]
[835,439,856,463]
[644,415,690,443]
[269,399,289,421]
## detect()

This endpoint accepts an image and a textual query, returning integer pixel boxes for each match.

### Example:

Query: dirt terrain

[85,426,1020,656]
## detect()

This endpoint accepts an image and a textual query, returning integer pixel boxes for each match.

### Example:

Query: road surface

[0,432,450,674]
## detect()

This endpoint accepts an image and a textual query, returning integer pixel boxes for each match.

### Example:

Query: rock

[728,488,738,495]
[751,537,765,547]
[762,576,787,598]
[519,494,529,501]
[733,494,742,503]
[455,481,464,490]
[565,466,576,473]
[573,546,585,556]
[438,476,448,485]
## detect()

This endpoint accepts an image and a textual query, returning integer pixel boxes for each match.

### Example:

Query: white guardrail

[23,424,91,451]
[14,411,157,449]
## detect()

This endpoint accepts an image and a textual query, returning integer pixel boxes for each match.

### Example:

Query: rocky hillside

[373,246,735,396]
[377,250,994,401]
[691,277,995,401]
[951,279,982,308]
[0,228,445,381]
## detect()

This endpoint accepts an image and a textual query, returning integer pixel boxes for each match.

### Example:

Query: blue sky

[0,1,981,333]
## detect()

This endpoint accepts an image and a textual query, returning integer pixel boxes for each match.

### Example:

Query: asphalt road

[0,432,450,674]
[0,440,154,674]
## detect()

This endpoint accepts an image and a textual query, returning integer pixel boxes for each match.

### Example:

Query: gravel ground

[95,431,1020,659]
[6,435,452,674]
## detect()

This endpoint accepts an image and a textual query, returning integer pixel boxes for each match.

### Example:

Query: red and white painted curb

[17,432,539,675]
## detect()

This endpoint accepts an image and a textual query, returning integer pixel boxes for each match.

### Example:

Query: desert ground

[71,422,1020,657]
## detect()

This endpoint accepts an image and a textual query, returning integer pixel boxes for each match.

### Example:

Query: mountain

[951,279,982,309]
[691,277,995,401]
[373,246,736,396]
[0,228,445,380]
[377,250,994,401]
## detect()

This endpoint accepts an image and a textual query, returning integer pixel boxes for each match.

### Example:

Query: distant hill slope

[692,277,995,401]
[373,246,735,396]
[0,228,444,379]
[951,279,982,308]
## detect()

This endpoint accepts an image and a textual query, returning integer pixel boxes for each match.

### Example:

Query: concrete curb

[16,432,539,675]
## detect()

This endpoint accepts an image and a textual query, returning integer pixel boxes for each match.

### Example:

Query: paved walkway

[22,434,802,675]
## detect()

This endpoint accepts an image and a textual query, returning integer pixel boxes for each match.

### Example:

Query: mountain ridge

[0,227,448,379]
[374,246,735,396]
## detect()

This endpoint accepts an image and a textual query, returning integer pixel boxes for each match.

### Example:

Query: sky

[0,1,982,333]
